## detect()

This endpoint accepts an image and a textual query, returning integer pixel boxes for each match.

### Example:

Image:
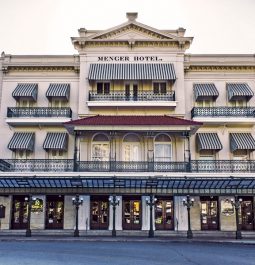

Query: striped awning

[194,84,219,101]
[88,63,176,80]
[46,84,70,100]
[12,84,38,101]
[43,133,68,151]
[230,133,255,152]
[227,83,253,101]
[196,133,223,151]
[8,133,35,151]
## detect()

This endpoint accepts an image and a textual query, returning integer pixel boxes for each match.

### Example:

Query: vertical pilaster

[78,195,90,230]
[109,195,122,230]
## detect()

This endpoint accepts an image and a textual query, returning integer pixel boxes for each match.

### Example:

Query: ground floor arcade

[0,177,254,235]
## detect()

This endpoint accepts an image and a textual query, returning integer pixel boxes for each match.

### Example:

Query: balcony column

[109,131,117,171]
[185,132,191,172]
[73,131,79,172]
[145,132,155,172]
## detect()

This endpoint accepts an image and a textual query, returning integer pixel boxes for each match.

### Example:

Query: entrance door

[45,195,64,229]
[155,198,174,230]
[200,197,219,230]
[11,196,29,229]
[125,83,138,101]
[238,197,254,230]
[90,197,109,230]
[123,197,141,230]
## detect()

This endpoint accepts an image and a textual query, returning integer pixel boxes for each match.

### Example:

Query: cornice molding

[185,65,255,72]
[2,65,80,73]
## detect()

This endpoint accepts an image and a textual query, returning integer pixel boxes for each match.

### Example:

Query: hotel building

[0,13,254,237]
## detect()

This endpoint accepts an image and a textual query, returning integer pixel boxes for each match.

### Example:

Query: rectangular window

[199,150,215,160]
[97,83,110,94]
[153,83,167,94]
[92,144,110,161]
[15,150,31,159]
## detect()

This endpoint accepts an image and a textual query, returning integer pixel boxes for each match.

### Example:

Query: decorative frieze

[185,65,255,72]
[1,65,80,73]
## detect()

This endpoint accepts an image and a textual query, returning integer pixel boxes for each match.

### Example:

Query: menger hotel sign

[98,56,163,62]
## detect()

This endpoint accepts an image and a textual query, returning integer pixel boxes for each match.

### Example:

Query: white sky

[0,0,255,55]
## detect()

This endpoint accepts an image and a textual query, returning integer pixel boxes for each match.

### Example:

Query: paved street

[0,241,254,265]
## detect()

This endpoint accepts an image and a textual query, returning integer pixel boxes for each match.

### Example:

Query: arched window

[154,134,172,162]
[92,134,109,161]
[123,134,141,161]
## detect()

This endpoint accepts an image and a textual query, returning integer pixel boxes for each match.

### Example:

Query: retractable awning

[43,133,68,151]
[230,133,255,152]
[46,84,70,100]
[196,133,222,151]
[194,84,219,101]
[12,83,38,101]
[88,63,176,81]
[8,132,35,151]
[227,83,253,101]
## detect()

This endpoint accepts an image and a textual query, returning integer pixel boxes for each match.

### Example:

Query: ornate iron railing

[191,107,255,118]
[7,107,72,118]
[1,159,255,173]
[89,91,175,101]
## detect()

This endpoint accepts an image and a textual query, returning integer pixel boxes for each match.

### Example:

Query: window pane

[97,83,103,94]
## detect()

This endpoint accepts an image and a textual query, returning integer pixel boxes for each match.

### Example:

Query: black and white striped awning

[12,84,38,101]
[230,133,255,152]
[196,133,223,151]
[88,63,176,80]
[227,83,253,101]
[46,84,70,100]
[8,132,35,151]
[43,133,68,151]
[194,84,219,101]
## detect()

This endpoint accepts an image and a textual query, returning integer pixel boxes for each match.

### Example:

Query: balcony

[87,91,177,108]
[1,159,255,173]
[6,107,72,126]
[191,107,255,124]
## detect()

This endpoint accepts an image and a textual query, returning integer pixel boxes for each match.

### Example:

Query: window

[97,82,110,94]
[197,100,213,107]
[18,100,33,108]
[92,134,110,161]
[153,82,167,94]
[123,134,141,162]
[199,150,216,160]
[231,100,246,107]
[233,150,249,160]
[52,99,66,108]
[154,134,172,162]
[15,150,31,159]
[50,150,64,159]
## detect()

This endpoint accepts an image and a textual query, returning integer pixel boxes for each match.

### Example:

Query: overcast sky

[0,0,255,55]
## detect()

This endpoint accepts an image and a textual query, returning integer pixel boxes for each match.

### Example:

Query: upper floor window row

[194,83,253,102]
[12,83,70,102]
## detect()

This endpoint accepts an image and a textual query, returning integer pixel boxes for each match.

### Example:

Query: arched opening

[123,134,141,161]
[92,134,110,161]
[154,134,172,162]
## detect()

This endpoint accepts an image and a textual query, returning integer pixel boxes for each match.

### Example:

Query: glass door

[125,83,138,101]
[155,198,174,230]
[238,197,254,230]
[123,198,141,230]
[200,197,219,230]
[45,195,64,229]
[11,196,29,229]
[90,197,109,230]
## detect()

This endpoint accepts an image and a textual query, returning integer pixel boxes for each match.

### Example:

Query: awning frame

[43,133,68,151]
[46,83,70,101]
[12,83,38,101]
[196,133,223,151]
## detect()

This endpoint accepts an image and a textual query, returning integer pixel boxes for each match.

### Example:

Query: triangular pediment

[89,22,177,41]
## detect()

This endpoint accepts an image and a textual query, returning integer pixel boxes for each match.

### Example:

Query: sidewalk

[0,235,254,245]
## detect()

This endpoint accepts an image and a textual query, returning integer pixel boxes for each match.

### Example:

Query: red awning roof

[64,115,202,126]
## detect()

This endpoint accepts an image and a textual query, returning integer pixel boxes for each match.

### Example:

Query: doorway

[125,83,138,101]
[200,196,219,230]
[123,197,142,230]
[11,195,29,229]
[45,195,64,229]
[90,196,109,230]
[155,197,174,230]
[238,197,254,230]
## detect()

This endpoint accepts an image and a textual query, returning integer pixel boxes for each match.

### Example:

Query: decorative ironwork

[89,91,175,101]
[7,107,72,118]
[1,159,255,173]
[191,107,255,118]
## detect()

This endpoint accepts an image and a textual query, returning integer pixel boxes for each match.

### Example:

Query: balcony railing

[7,107,72,118]
[89,91,175,101]
[191,107,255,118]
[1,159,255,173]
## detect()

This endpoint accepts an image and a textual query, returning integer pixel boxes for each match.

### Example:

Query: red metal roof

[64,115,202,126]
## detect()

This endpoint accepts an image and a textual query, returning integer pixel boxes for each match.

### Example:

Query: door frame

[45,195,64,229]
[200,196,219,230]
[90,196,109,230]
[11,195,29,230]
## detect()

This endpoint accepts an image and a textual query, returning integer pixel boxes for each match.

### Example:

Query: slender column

[182,195,194,239]
[109,195,120,237]
[73,132,78,171]
[72,195,84,237]
[146,195,157,238]
[231,196,242,239]
[186,133,191,172]
[25,195,35,237]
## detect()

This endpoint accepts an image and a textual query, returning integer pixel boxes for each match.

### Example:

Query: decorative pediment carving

[91,23,175,41]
